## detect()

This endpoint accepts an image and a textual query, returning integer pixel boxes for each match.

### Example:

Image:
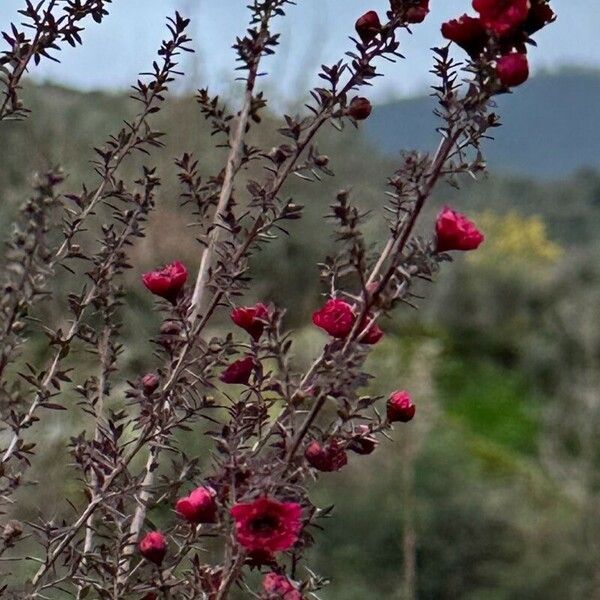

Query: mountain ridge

[365,69,600,179]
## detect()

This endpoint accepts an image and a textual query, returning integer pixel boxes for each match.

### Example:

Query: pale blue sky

[0,0,595,103]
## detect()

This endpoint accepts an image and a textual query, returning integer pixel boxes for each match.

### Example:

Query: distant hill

[365,69,600,179]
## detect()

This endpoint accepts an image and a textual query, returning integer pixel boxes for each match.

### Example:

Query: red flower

[138,531,167,565]
[355,11,381,44]
[230,497,302,553]
[441,14,488,56]
[524,0,555,35]
[496,52,529,87]
[263,573,303,600]
[472,0,530,37]
[220,357,255,385]
[142,261,188,304]
[435,207,484,253]
[141,373,160,395]
[360,317,384,345]
[348,97,373,121]
[387,390,416,423]
[176,486,217,524]
[347,425,378,455]
[231,303,269,341]
[312,299,355,338]
[305,439,348,472]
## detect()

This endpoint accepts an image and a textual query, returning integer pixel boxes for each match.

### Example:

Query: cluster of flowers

[441,0,555,87]
[138,206,483,595]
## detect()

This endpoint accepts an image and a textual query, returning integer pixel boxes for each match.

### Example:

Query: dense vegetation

[2,80,599,598]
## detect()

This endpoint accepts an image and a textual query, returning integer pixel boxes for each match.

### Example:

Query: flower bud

[387,390,416,423]
[359,317,384,345]
[219,356,255,385]
[138,531,167,565]
[348,97,373,121]
[141,373,160,395]
[312,299,355,338]
[305,439,348,472]
[496,52,529,87]
[2,520,23,543]
[160,321,182,336]
[435,206,484,253]
[355,11,381,44]
[396,0,430,24]
[176,486,218,524]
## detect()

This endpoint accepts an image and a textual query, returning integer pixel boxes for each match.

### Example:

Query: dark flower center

[249,514,280,533]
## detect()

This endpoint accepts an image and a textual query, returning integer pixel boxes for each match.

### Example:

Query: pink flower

[441,15,488,56]
[231,303,269,341]
[348,97,373,121]
[138,531,167,565]
[387,390,416,423]
[305,439,348,472]
[263,572,303,600]
[312,299,355,338]
[472,0,530,37]
[142,261,188,304]
[355,11,381,44]
[175,486,217,524]
[496,52,529,87]
[230,497,302,553]
[220,357,255,385]
[435,207,484,253]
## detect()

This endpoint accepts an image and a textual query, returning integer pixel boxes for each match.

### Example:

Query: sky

[0,0,597,104]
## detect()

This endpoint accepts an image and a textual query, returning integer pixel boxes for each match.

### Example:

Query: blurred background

[1,1,600,598]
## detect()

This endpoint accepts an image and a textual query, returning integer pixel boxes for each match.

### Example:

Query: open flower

[473,0,530,37]
[312,299,355,338]
[138,531,167,565]
[142,261,188,304]
[231,303,269,341]
[263,573,303,600]
[387,390,416,423]
[176,486,217,524]
[231,497,302,553]
[220,357,255,385]
[442,14,488,56]
[435,207,484,253]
